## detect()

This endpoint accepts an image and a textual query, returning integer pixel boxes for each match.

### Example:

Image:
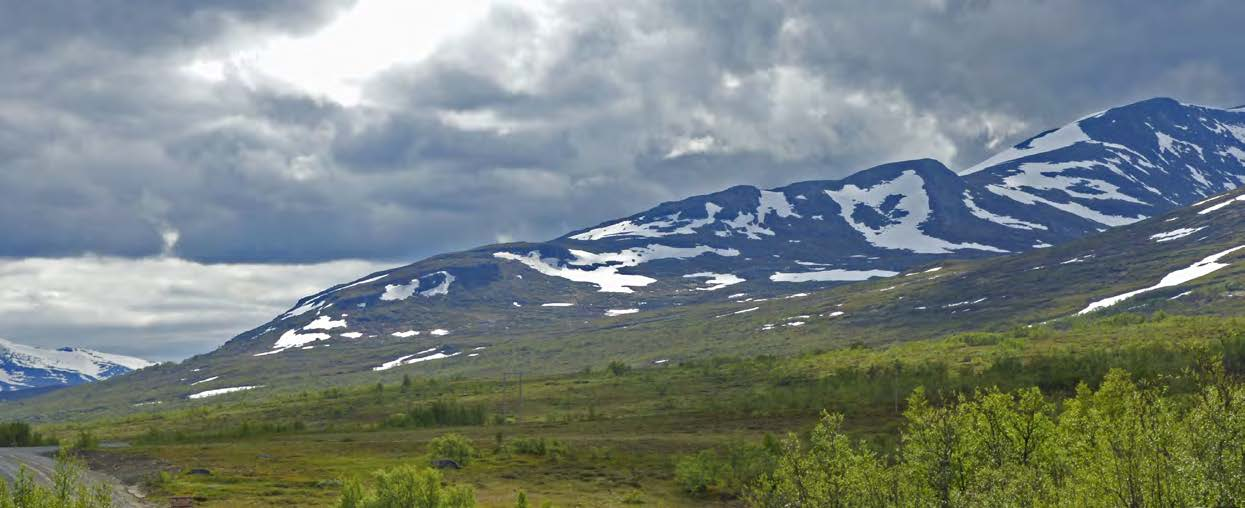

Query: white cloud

[182,0,509,106]
[0,256,390,360]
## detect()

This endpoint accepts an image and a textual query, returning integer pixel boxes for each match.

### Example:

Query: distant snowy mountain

[0,338,153,392]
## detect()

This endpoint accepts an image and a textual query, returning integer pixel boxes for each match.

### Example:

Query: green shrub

[0,422,53,447]
[674,450,724,495]
[0,451,112,508]
[748,369,1245,507]
[606,361,631,376]
[338,465,474,508]
[384,400,487,429]
[949,332,1005,346]
[71,429,99,451]
[507,436,564,457]
[675,442,775,497]
[429,433,476,467]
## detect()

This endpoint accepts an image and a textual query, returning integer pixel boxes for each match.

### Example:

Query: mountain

[11,97,1245,416]
[0,338,153,392]
[962,97,1245,225]
[20,180,1245,420]
[217,98,1245,355]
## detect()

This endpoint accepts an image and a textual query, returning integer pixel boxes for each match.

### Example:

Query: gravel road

[0,447,152,507]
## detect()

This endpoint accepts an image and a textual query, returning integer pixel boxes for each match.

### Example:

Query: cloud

[3,0,1244,267]
[0,256,390,361]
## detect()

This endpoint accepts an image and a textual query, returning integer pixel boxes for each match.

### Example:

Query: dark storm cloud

[0,0,352,53]
[3,0,1245,265]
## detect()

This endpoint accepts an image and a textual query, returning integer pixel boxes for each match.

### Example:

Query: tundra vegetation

[8,313,1245,506]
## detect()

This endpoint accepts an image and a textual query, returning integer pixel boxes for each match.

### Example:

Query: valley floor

[20,312,1245,506]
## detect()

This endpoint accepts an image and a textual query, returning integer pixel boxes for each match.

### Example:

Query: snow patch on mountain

[281,299,329,321]
[373,348,461,371]
[985,179,1145,227]
[494,244,739,293]
[964,121,1097,176]
[770,269,899,282]
[570,203,723,241]
[758,190,801,220]
[961,121,1092,175]
[271,329,331,350]
[1150,227,1206,243]
[189,386,259,399]
[992,161,1146,205]
[303,315,347,331]
[826,170,1008,253]
[683,272,745,291]
[963,191,1047,231]
[1156,131,1204,159]
[1079,245,1245,314]
[380,271,456,301]
[1222,147,1245,165]
[1198,195,1245,215]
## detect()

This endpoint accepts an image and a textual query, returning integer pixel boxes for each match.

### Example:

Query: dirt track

[0,446,152,507]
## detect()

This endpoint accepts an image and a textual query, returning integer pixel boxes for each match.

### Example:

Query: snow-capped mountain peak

[961,98,1245,228]
[0,337,153,392]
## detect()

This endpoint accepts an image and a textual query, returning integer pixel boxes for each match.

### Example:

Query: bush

[675,450,724,495]
[0,422,56,447]
[384,400,487,429]
[606,361,631,376]
[747,369,1245,507]
[339,465,474,508]
[70,430,99,451]
[0,422,33,447]
[949,332,1005,346]
[429,433,476,467]
[675,442,775,498]
[507,437,565,457]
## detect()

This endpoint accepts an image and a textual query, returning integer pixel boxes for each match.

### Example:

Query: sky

[2,0,1244,361]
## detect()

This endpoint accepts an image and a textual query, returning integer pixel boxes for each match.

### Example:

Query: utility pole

[893,360,902,415]
[513,338,524,423]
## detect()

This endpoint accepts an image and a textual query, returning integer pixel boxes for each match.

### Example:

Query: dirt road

[0,447,152,507]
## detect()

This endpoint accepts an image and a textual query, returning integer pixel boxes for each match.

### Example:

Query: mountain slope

[20,184,1245,421]
[0,338,153,392]
[218,98,1245,358]
[963,97,1245,226]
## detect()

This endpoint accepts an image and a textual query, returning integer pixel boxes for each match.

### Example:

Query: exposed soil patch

[79,449,175,486]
